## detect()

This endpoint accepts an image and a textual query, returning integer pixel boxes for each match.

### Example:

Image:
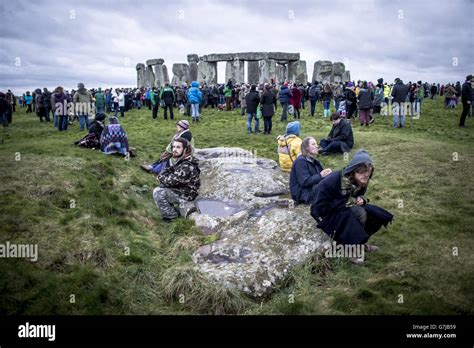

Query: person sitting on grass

[318,112,354,155]
[289,137,332,204]
[277,120,302,172]
[310,150,394,265]
[100,116,133,157]
[153,138,201,222]
[140,120,193,174]
[74,112,107,149]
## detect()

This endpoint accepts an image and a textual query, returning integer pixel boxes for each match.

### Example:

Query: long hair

[300,137,316,157]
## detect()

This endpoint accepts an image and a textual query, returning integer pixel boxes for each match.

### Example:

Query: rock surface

[189,148,329,297]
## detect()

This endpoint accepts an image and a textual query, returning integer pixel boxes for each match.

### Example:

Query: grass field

[0,97,473,315]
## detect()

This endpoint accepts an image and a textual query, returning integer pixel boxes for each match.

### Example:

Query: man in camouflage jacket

[153,138,200,221]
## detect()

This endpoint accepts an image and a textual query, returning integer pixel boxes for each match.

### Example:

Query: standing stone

[342,70,351,83]
[145,65,155,88]
[332,62,346,83]
[163,65,170,85]
[288,60,308,85]
[312,60,334,84]
[172,63,190,86]
[247,61,260,85]
[187,54,199,82]
[136,63,146,88]
[258,59,276,84]
[152,59,166,88]
[197,61,218,85]
[225,59,244,84]
[275,63,288,84]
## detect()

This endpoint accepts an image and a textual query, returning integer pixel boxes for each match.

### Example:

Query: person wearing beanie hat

[276,121,302,172]
[141,120,194,174]
[459,74,473,127]
[310,150,394,265]
[319,112,354,155]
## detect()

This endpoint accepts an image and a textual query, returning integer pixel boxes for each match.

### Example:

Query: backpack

[309,85,318,98]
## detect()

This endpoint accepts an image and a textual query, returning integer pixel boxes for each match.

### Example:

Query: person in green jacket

[160,84,175,120]
[415,81,424,116]
[150,87,160,119]
[95,87,105,113]
[224,80,233,111]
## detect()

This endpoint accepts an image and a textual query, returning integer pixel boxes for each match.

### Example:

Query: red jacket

[290,87,302,108]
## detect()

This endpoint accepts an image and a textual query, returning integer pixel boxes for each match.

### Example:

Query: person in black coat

[290,137,332,204]
[319,113,354,155]
[245,85,261,134]
[310,150,393,263]
[459,74,473,128]
[260,85,277,135]
[391,78,409,128]
[74,112,106,148]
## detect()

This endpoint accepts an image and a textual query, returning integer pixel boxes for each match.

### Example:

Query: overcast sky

[1,0,473,94]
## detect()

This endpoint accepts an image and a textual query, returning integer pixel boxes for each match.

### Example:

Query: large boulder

[189,148,329,297]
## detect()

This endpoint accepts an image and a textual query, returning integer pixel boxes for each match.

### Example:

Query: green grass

[0,98,473,315]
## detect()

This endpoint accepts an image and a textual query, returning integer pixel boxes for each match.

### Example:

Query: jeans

[393,102,407,127]
[320,139,344,154]
[44,106,51,122]
[280,102,288,121]
[0,112,8,127]
[191,103,200,119]
[247,113,260,133]
[310,99,317,116]
[263,116,272,133]
[53,113,59,128]
[78,113,90,131]
[152,105,159,119]
[323,100,331,111]
[58,115,68,131]
[164,105,174,119]
[96,106,104,114]
[119,106,125,117]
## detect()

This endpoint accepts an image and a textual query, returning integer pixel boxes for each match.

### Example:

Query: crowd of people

[2,73,472,264]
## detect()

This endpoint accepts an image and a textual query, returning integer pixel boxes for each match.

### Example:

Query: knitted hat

[177,120,190,130]
[77,82,85,89]
[286,121,301,136]
[343,150,373,175]
[95,112,107,122]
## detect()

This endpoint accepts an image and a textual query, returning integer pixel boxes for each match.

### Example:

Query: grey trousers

[351,206,367,226]
[153,187,195,219]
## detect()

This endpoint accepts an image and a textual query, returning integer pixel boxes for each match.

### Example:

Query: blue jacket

[279,86,292,104]
[187,81,202,104]
[310,170,393,245]
[289,155,324,204]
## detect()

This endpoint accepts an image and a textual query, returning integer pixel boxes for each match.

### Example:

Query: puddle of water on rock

[197,199,244,217]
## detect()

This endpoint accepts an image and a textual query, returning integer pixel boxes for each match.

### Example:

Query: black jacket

[391,82,408,103]
[260,91,276,117]
[357,88,373,110]
[289,155,324,204]
[245,90,260,114]
[327,118,354,150]
[461,81,473,104]
[310,170,393,245]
